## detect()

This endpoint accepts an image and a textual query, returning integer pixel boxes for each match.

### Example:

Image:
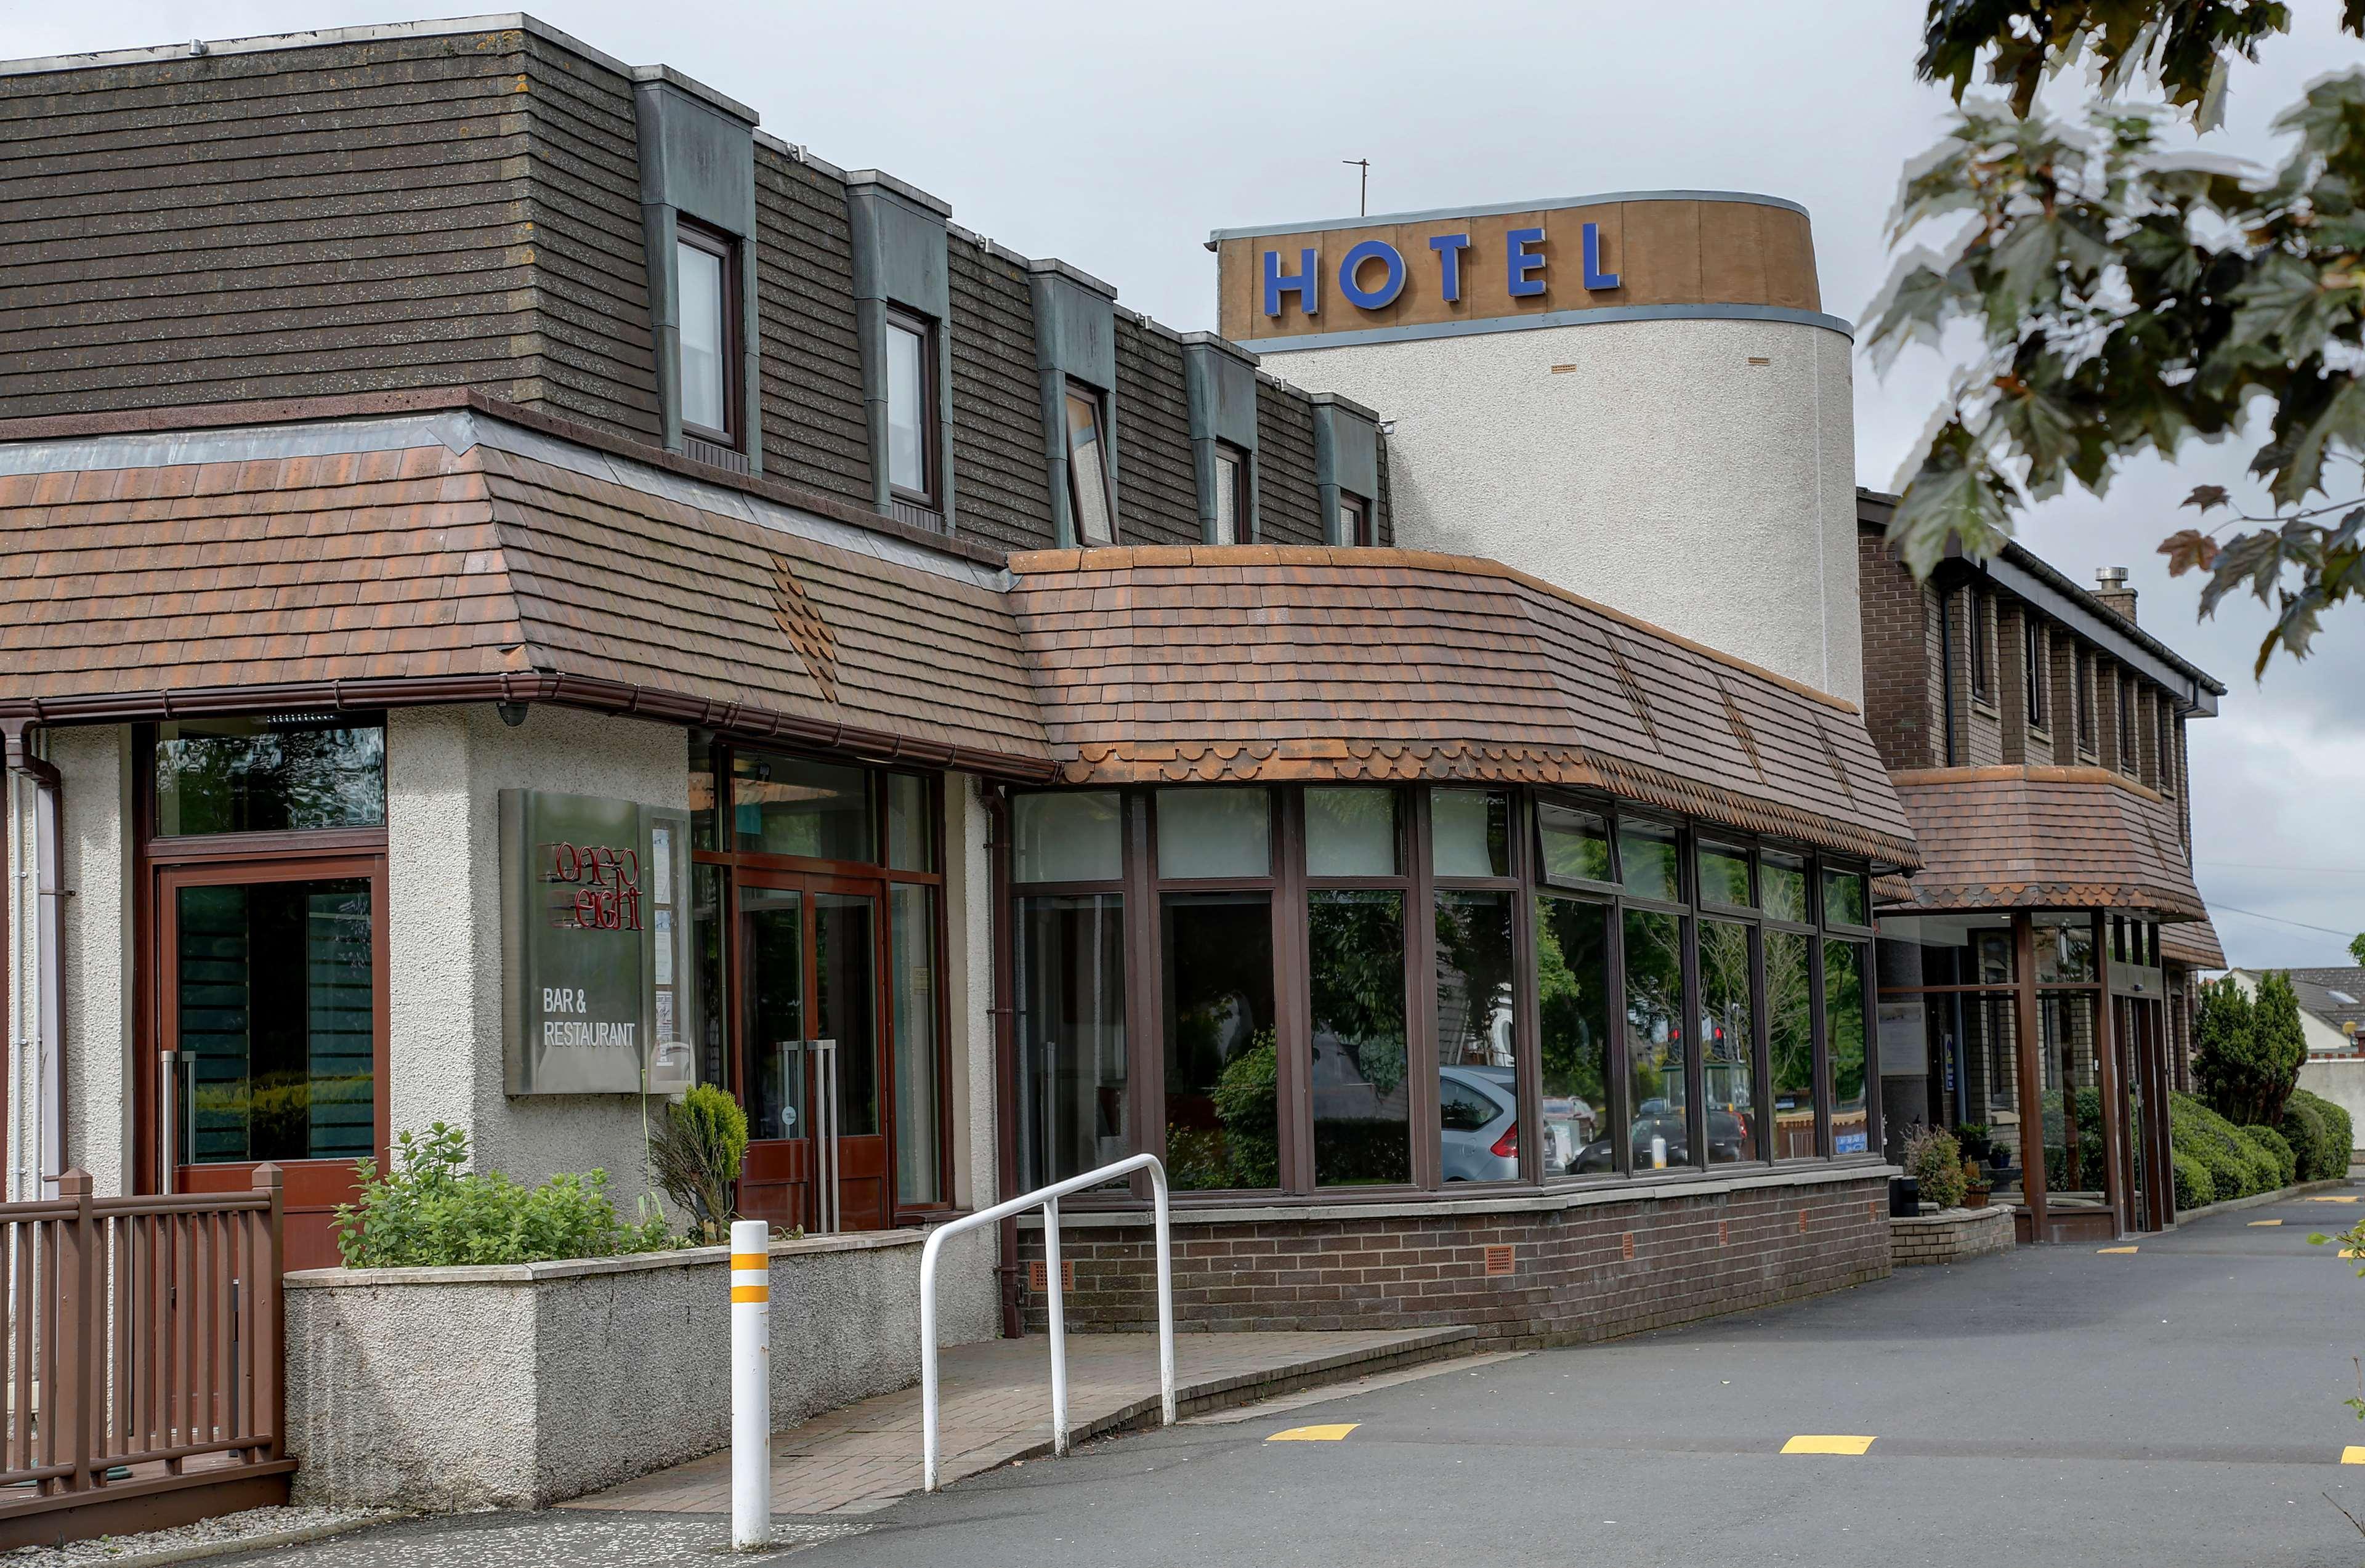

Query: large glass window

[1157,789,1270,879]
[1699,919,1756,1162]
[1309,890,1409,1186]
[886,774,935,874]
[1435,891,1518,1180]
[1162,892,1277,1190]
[1065,383,1115,545]
[1433,790,1510,878]
[1624,907,1689,1170]
[676,228,734,440]
[1697,843,1752,909]
[173,878,374,1165]
[1537,804,1611,886]
[1761,852,1808,923]
[1825,939,1869,1155]
[1340,493,1373,547]
[1766,928,1815,1158]
[1014,791,1122,883]
[1015,894,1127,1189]
[732,751,872,861]
[153,715,386,836]
[886,311,934,503]
[1821,867,1869,928]
[1537,895,1611,1178]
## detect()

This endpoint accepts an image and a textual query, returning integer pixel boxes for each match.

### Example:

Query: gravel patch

[200,1512,868,1565]
[0,1506,393,1568]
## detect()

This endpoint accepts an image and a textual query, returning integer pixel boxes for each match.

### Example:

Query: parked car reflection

[1569,1107,1752,1173]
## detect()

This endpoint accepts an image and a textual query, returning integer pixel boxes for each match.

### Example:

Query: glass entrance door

[734,875,887,1232]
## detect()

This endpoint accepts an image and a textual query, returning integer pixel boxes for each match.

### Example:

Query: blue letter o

[1338,240,1407,310]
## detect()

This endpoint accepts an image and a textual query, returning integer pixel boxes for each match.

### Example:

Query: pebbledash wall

[1019,1170,1891,1345]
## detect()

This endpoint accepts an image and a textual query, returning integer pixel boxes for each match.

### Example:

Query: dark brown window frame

[1005,780,1885,1212]
[675,218,744,452]
[1340,491,1374,548]
[2024,612,2049,736]
[884,305,939,509]
[2074,645,2097,754]
[1211,442,1250,545]
[1967,588,1993,705]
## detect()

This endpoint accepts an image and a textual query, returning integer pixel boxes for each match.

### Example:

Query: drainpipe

[4,722,64,1202]
[983,782,1024,1340]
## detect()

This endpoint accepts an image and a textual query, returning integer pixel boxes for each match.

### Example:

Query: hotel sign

[501,788,694,1096]
[1210,193,1825,347]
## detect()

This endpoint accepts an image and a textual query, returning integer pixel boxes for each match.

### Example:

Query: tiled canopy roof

[2,407,1917,866]
[1880,766,2206,919]
[1006,546,1920,866]
[0,416,1051,775]
[2159,917,2226,971]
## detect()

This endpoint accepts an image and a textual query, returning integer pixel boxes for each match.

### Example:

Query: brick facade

[1018,1172,1893,1349]
[1889,1204,2015,1267]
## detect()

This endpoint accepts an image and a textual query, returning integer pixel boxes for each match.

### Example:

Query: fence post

[55,1170,94,1493]
[251,1165,284,1462]
[729,1219,770,1551]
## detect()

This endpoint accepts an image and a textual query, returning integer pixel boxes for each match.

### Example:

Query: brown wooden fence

[0,1166,293,1549]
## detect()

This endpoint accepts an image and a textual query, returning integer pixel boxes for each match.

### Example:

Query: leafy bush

[2170,1151,2215,1213]
[336,1123,675,1268]
[1902,1125,1967,1209]
[2171,1091,2266,1201]
[2194,975,2307,1128]
[2292,1087,2356,1179]
[2239,1124,2297,1189]
[649,1085,750,1244]
[2280,1095,2334,1184]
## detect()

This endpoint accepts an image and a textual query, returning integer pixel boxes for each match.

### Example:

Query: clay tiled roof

[1880,766,2206,919]
[2159,917,2226,971]
[0,425,1051,775]
[1006,546,1919,866]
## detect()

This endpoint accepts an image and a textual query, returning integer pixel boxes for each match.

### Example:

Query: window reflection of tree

[1623,910,1684,1110]
[1309,891,1408,1185]
[1433,893,1514,1068]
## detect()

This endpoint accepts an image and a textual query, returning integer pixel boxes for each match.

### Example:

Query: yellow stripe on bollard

[731,1251,769,1271]
[732,1283,769,1304]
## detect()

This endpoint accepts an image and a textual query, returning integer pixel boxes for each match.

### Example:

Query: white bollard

[730,1219,772,1551]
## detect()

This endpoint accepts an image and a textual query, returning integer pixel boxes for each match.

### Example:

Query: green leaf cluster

[647,1084,750,1245]
[1902,1123,1968,1208]
[2192,974,2308,1125]
[2170,1088,2279,1202]
[334,1123,677,1268]
[1879,25,2365,673]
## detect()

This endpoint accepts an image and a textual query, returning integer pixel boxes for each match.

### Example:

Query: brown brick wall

[1019,1174,1892,1349]
[1856,528,1934,771]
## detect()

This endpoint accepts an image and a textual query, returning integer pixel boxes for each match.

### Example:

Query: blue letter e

[1264,248,1319,318]
[1506,227,1546,297]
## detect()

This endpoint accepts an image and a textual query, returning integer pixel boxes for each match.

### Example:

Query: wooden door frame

[143,852,392,1197]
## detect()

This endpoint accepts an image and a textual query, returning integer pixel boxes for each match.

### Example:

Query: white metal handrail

[918,1153,1172,1492]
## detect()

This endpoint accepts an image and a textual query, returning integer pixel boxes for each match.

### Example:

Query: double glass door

[735,873,887,1231]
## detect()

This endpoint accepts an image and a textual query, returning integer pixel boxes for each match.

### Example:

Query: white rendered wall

[1264,317,1862,702]
[387,704,688,1213]
[55,726,132,1195]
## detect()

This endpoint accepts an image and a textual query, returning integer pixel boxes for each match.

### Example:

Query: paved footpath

[204,1186,2365,1566]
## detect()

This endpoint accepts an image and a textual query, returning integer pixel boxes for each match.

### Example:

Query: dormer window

[676,223,738,448]
[1340,492,1373,547]
[1064,382,1115,545]
[1212,444,1247,544]
[886,309,937,506]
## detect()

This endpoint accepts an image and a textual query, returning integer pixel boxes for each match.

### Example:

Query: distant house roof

[2287,968,2365,1038]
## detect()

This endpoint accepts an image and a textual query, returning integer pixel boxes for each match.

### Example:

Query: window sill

[1970,698,2000,719]
[1014,1160,1900,1228]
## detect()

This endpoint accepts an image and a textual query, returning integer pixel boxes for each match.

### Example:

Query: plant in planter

[335,1123,675,1267]
[648,1084,750,1245]
[1901,1124,1967,1210]
[1961,1157,1993,1210]
[1955,1122,1993,1163]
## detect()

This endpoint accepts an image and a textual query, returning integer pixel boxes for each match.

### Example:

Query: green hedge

[2171,1091,2271,1206]
[2290,1087,2355,1179]
[2171,1151,2216,1212]
[2238,1123,2297,1189]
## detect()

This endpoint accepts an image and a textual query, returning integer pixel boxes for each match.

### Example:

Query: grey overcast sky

[18,1,2365,968]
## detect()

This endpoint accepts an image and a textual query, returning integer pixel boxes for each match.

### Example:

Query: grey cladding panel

[631,78,756,233]
[849,184,950,317]
[1314,398,1380,500]
[1029,269,1116,390]
[1182,336,1259,451]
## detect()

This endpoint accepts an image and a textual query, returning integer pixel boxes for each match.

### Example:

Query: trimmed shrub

[1902,1125,1967,1208]
[2172,1091,2265,1200]
[2239,1124,2297,1189]
[2293,1087,2356,1177]
[2171,1151,2216,1212]
[2196,974,2308,1127]
[336,1123,676,1268]
[2281,1095,2335,1182]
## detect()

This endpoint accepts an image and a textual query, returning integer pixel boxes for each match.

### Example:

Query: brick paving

[562,1327,1470,1517]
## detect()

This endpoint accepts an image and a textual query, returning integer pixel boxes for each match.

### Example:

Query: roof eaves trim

[1,13,619,78]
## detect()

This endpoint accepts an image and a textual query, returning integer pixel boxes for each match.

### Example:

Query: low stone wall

[1017,1166,1894,1349]
[1890,1204,2015,1267]
[284,1226,997,1511]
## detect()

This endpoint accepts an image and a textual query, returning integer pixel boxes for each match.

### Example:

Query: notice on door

[501,788,692,1095]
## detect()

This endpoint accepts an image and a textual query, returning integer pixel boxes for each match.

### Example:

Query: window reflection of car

[1569,1109,1752,1174]
[1439,1066,1519,1181]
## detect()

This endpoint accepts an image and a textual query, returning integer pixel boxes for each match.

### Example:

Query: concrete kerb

[2171,1176,2352,1227]
[33,1513,407,1568]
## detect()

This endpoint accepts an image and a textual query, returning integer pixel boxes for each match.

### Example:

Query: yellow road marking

[2249,1219,2284,1227]
[1782,1434,1876,1455]
[2342,1250,2363,1259]
[2310,1195,2358,1203]
[1267,1423,1359,1442]
[2345,1447,2365,1465]
[2098,1246,2138,1254]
